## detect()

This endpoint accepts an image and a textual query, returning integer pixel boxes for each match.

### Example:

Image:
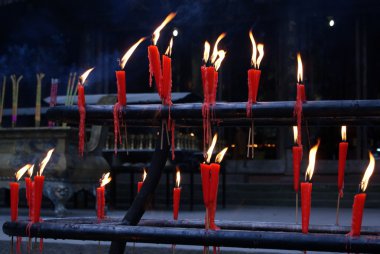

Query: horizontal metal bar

[3,220,380,253]
[46,100,380,126]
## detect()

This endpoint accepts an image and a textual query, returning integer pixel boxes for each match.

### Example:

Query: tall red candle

[349,193,366,237]
[96,186,105,220]
[25,177,33,220]
[294,53,305,147]
[162,54,172,105]
[247,69,261,104]
[209,163,220,230]
[200,163,211,208]
[77,84,85,108]
[148,45,162,94]
[292,146,302,192]
[173,170,181,220]
[338,126,348,197]
[301,182,312,234]
[206,67,216,105]
[10,182,19,222]
[115,71,126,106]
[33,175,44,223]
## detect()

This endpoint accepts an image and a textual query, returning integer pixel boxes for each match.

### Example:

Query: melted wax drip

[16,236,22,254]
[78,106,86,156]
[294,100,302,146]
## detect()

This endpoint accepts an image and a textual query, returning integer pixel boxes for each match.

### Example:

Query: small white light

[376,148,380,152]
[173,29,179,37]
[190,132,195,137]
[329,19,335,27]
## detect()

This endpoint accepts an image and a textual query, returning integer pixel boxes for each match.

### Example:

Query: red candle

[338,126,348,197]
[115,71,126,106]
[295,53,305,147]
[200,163,211,208]
[173,170,181,220]
[301,182,312,234]
[33,175,44,223]
[297,84,306,103]
[77,84,85,108]
[201,66,208,102]
[350,193,366,237]
[209,163,220,230]
[137,169,147,194]
[206,67,216,105]
[162,54,172,105]
[292,146,302,192]
[148,45,162,94]
[25,177,33,220]
[247,69,261,104]
[96,186,105,220]
[10,182,19,222]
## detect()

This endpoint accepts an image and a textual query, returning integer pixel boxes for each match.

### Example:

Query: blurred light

[329,19,335,27]
[173,29,179,37]
[231,144,236,148]
[376,148,380,152]
[190,132,195,137]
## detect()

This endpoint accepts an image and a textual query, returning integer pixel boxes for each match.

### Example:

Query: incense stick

[35,73,45,127]
[69,72,77,105]
[65,72,72,106]
[10,75,22,128]
[0,76,6,127]
[335,193,341,225]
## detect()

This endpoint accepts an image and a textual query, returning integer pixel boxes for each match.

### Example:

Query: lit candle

[349,152,375,237]
[301,140,320,234]
[77,68,95,157]
[246,29,264,117]
[33,149,54,223]
[173,169,181,220]
[10,164,32,221]
[292,126,302,224]
[97,172,111,220]
[294,53,305,147]
[148,13,176,95]
[137,169,147,193]
[162,37,173,106]
[24,165,34,220]
[338,126,348,196]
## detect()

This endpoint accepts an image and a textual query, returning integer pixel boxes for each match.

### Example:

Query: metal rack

[3,100,380,253]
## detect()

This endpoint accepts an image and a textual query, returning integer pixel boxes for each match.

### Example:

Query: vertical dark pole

[109,131,170,254]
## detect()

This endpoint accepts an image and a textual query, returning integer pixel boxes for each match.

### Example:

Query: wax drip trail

[16,236,21,254]
[113,103,122,154]
[202,103,210,154]
[78,106,86,156]
[294,100,302,146]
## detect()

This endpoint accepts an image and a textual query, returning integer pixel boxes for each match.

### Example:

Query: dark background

[1,0,380,160]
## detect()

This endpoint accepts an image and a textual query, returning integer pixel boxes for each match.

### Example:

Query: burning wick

[138,169,147,193]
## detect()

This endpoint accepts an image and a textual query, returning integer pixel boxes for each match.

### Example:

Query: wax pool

[301,182,312,234]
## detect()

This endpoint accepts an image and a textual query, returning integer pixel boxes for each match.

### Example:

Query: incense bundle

[0,76,6,127]
[10,75,23,128]
[48,78,59,127]
[35,73,45,127]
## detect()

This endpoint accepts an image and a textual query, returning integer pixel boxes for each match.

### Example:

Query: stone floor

[1,205,379,253]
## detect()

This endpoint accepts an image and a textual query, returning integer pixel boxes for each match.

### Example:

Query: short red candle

[25,177,33,220]
[137,181,143,193]
[209,163,220,207]
[201,66,208,102]
[350,193,366,237]
[292,146,302,192]
[96,186,105,220]
[10,182,19,222]
[301,182,312,234]
[162,55,172,104]
[115,70,126,106]
[247,69,261,104]
[338,142,348,196]
[33,175,44,223]
[200,163,211,207]
[206,67,216,104]
[173,187,181,220]
[77,83,85,108]
[148,45,162,93]
[297,83,306,103]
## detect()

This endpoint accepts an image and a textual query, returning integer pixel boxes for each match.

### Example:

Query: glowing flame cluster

[305,140,320,181]
[100,172,112,187]
[341,126,347,142]
[120,37,146,69]
[293,126,298,144]
[142,169,147,182]
[205,133,228,164]
[203,33,227,71]
[297,53,303,83]
[15,164,33,181]
[249,30,264,69]
[39,148,55,176]
[360,152,375,192]
[176,168,181,188]
[152,12,177,46]
[79,68,95,85]
[165,37,174,57]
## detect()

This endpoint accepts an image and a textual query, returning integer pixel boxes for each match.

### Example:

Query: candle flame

[79,67,95,85]
[152,12,177,45]
[210,33,226,64]
[341,126,347,142]
[305,139,320,181]
[215,147,228,163]
[39,148,55,176]
[27,164,34,177]
[206,134,218,164]
[176,169,181,188]
[360,152,375,192]
[297,53,303,83]
[256,44,264,69]
[203,41,211,64]
[214,50,226,71]
[165,37,174,57]
[15,164,33,181]
[293,126,298,144]
[143,169,147,182]
[120,37,146,69]
[100,172,112,187]
[249,30,257,68]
